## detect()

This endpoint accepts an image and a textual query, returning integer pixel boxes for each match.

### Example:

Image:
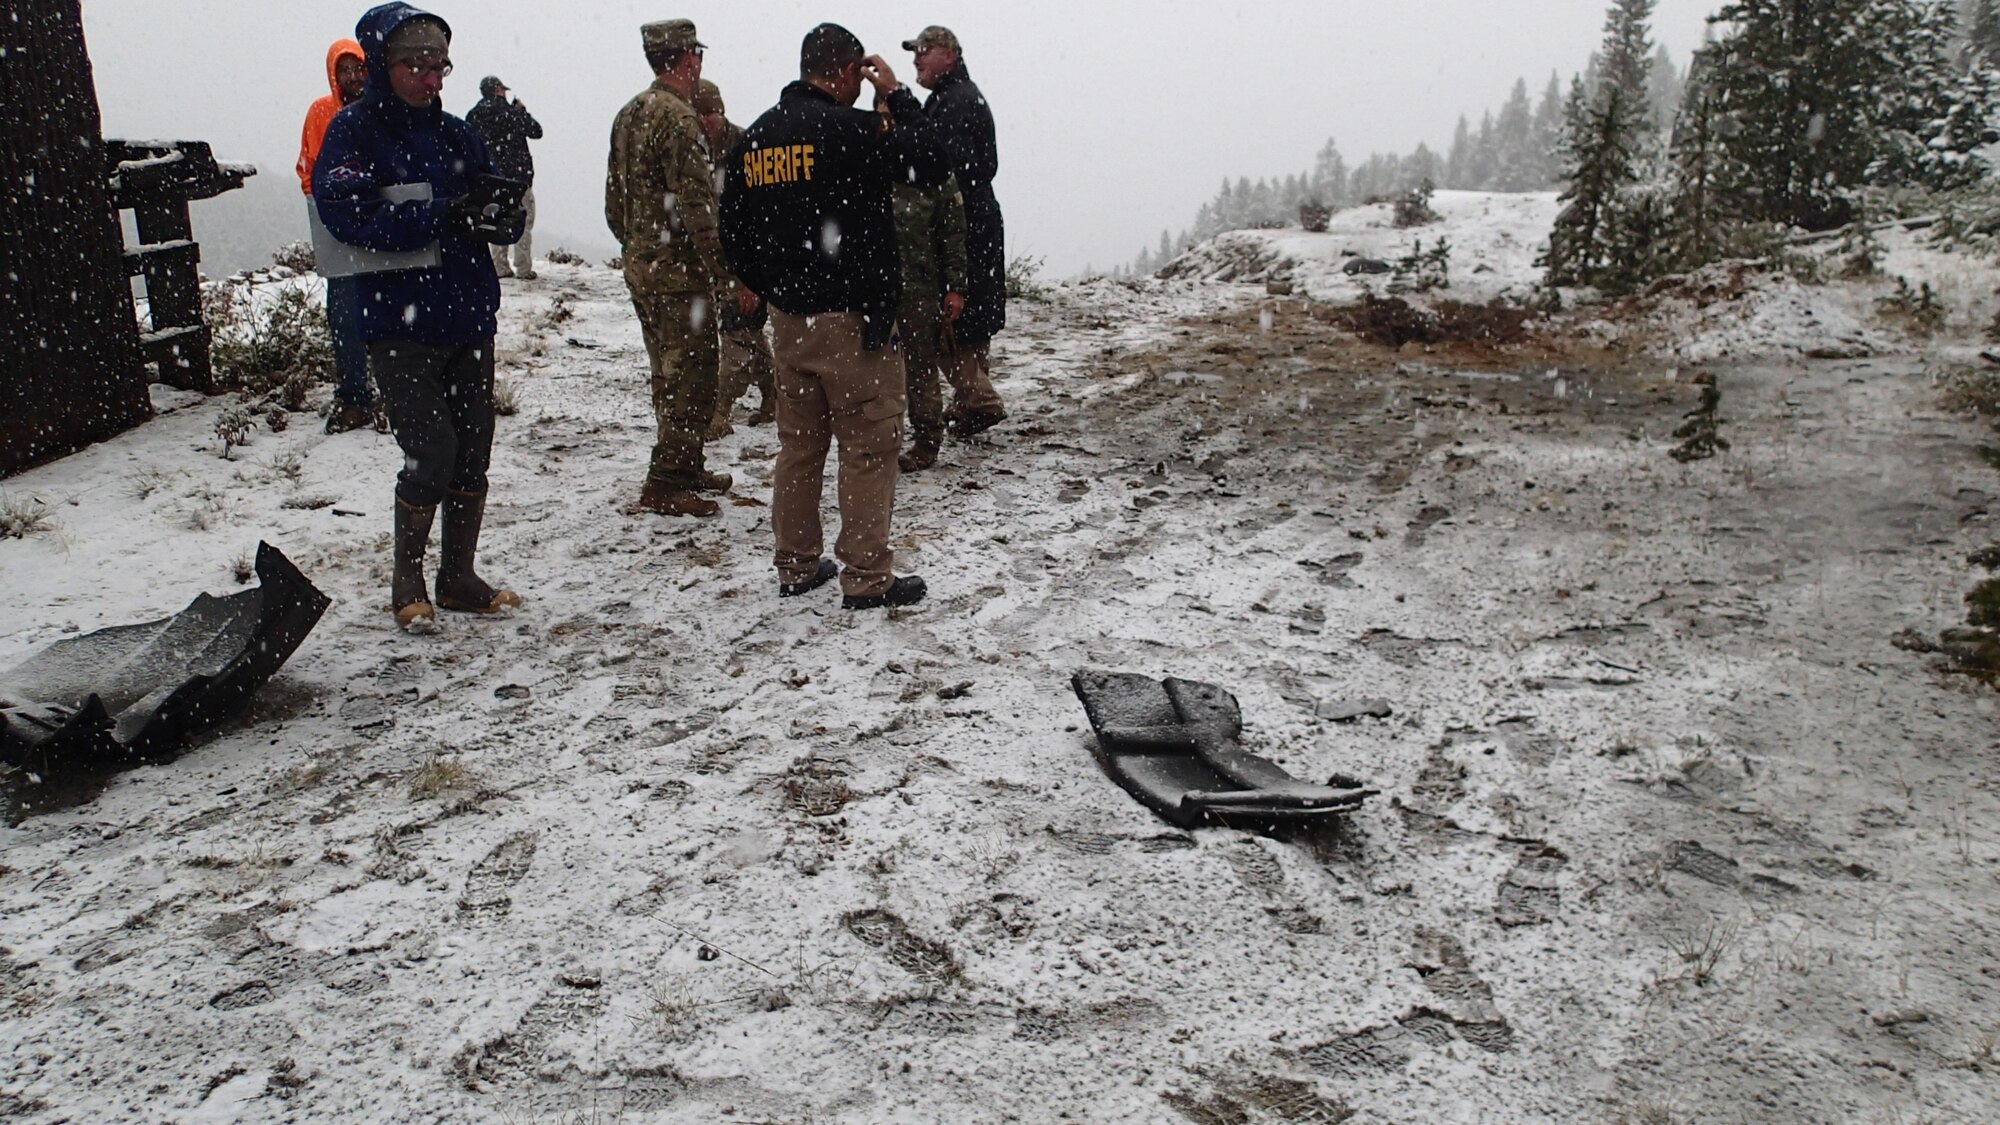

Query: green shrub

[1005,254,1050,302]
[205,282,335,395]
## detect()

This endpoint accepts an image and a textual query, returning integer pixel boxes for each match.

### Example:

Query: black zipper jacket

[720,81,944,349]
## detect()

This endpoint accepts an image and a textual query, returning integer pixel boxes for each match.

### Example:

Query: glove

[445,197,523,244]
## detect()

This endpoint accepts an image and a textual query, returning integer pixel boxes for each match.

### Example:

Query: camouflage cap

[901,25,960,53]
[641,19,704,53]
[693,79,724,115]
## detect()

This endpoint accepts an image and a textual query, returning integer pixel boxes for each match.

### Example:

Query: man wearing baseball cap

[467,75,543,279]
[606,19,744,518]
[720,23,947,609]
[903,25,1007,443]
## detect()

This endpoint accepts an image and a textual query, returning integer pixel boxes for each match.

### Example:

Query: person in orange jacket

[297,39,376,433]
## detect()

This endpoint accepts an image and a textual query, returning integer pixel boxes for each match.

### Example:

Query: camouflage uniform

[605,26,726,493]
[891,174,969,452]
[704,115,776,436]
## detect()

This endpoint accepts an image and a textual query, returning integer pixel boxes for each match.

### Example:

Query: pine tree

[1491,78,1539,190]
[1408,143,1444,188]
[1445,116,1473,189]
[1702,0,1998,231]
[1467,112,1499,189]
[1309,138,1349,206]
[1547,0,1657,287]
[1968,0,2000,69]
[1532,73,1568,187]
[1664,45,1740,270]
[1646,43,1682,133]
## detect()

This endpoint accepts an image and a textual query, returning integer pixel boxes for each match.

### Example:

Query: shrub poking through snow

[544,246,586,266]
[1393,179,1441,228]
[271,241,316,273]
[1299,200,1332,233]
[1875,277,1946,335]
[214,407,255,460]
[205,281,335,396]
[1670,371,1728,462]
[1389,238,1452,294]
[1005,254,1050,302]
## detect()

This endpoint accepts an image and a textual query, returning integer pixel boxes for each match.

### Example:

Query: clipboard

[308,182,441,277]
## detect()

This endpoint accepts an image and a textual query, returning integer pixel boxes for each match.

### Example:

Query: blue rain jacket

[313,3,520,343]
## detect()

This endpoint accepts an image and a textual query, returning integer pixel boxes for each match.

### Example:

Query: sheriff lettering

[742,143,816,188]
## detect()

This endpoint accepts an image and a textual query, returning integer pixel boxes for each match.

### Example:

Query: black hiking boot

[779,559,838,598]
[842,575,927,611]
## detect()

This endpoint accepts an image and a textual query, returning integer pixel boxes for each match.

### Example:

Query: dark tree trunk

[0,0,150,475]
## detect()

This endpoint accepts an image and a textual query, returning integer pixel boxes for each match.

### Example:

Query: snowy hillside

[1162,190,1561,304]
[4,229,2000,1122]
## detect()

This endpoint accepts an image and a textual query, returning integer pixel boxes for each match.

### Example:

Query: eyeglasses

[692,47,705,60]
[394,57,453,79]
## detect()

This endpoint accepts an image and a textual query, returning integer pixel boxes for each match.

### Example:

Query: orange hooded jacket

[296,39,365,194]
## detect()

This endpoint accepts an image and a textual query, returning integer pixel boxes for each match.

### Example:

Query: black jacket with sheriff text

[720,82,944,349]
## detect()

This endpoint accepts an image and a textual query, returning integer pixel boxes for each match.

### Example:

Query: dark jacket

[314,3,520,345]
[466,95,543,184]
[921,61,1004,344]
[719,82,945,350]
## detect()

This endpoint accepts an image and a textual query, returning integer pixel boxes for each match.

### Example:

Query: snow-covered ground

[1163,190,2000,368]
[1164,190,1560,305]
[5,201,2000,1123]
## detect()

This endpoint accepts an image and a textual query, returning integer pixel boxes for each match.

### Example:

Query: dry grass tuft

[407,754,476,800]
[0,494,58,540]
[492,375,520,417]
[1665,918,1740,987]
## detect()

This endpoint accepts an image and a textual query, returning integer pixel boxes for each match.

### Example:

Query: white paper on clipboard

[308,183,440,277]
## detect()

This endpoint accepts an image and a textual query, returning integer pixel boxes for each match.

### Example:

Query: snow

[1164,190,1562,304]
[4,198,2000,1122]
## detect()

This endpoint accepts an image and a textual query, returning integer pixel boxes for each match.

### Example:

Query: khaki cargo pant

[625,270,718,490]
[769,309,905,598]
[897,294,946,447]
[712,324,776,429]
[489,185,535,277]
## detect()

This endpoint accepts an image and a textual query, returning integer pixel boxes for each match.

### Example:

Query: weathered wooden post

[107,139,253,392]
[0,0,150,475]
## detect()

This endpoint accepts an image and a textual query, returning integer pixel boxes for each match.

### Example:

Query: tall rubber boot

[434,488,523,614]
[393,497,438,632]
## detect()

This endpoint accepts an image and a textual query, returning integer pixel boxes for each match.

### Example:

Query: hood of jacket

[324,38,364,102]
[354,3,453,102]
[932,59,973,92]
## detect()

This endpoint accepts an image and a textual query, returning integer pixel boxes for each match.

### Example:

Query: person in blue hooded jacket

[314,3,526,631]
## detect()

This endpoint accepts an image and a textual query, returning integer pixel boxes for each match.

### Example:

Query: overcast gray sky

[79,0,1724,276]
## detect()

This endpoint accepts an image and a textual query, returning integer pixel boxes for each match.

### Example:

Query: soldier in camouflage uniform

[605,19,740,517]
[695,78,777,440]
[885,142,969,472]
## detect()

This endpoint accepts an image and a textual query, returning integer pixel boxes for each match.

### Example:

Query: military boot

[392,497,439,632]
[434,489,524,614]
[697,469,734,492]
[624,478,720,518]
[899,436,941,473]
